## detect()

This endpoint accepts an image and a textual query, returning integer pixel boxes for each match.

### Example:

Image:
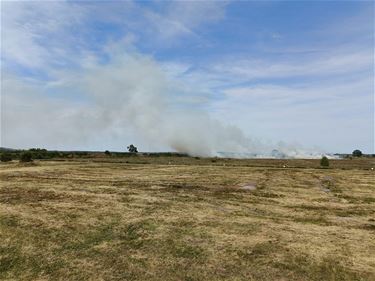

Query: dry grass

[0,157,374,280]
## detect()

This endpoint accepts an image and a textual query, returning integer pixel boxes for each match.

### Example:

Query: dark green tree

[320,156,329,167]
[127,144,138,153]
[352,149,362,157]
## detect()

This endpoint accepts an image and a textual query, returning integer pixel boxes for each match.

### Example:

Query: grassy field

[0,156,374,280]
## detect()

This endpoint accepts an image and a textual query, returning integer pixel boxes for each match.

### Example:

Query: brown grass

[0,156,374,280]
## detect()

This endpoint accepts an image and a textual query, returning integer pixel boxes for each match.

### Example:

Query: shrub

[33,153,44,159]
[320,156,329,167]
[352,149,362,157]
[104,150,111,156]
[74,152,88,157]
[20,152,33,162]
[0,153,12,162]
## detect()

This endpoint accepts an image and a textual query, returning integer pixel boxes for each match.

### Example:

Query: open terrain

[0,156,374,280]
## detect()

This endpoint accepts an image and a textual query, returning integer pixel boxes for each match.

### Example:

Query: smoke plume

[3,51,323,158]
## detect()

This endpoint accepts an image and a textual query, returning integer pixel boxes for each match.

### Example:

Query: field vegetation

[0,155,374,280]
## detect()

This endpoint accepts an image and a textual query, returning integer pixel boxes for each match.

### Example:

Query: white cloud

[210,77,374,153]
[144,10,195,40]
[209,49,372,81]
[1,1,86,69]
[166,1,226,29]
[1,1,228,71]
[140,1,227,44]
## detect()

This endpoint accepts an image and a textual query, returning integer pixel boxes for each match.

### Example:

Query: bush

[0,153,12,162]
[104,150,111,156]
[320,156,329,167]
[20,152,33,162]
[29,148,47,159]
[352,149,362,157]
[33,153,44,159]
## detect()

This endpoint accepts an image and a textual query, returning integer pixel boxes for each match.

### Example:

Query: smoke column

[75,52,322,157]
[3,50,324,158]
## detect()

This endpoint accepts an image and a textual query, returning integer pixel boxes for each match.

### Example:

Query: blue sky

[1,1,374,155]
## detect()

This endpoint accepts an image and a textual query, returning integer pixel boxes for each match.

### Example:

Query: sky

[1,0,374,155]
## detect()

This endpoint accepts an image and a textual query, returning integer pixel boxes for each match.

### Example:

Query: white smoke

[2,50,325,158]
[74,51,324,158]
[77,52,261,157]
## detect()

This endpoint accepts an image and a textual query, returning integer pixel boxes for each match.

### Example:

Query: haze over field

[1,1,374,156]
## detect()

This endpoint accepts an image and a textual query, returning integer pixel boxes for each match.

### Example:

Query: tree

[320,156,329,167]
[127,144,138,153]
[20,152,33,162]
[104,150,111,156]
[352,149,362,157]
[0,153,12,162]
